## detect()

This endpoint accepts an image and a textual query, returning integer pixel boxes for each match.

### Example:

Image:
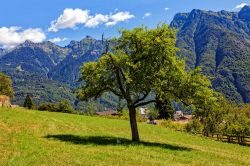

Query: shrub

[58,100,74,113]
[158,119,186,131]
[147,109,159,121]
[38,103,59,112]
[222,107,250,137]
[38,100,74,113]
[85,103,97,116]
[23,95,35,109]
[186,119,203,134]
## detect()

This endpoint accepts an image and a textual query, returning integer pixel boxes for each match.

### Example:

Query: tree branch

[134,100,157,108]
[106,86,123,97]
[133,91,150,105]
[106,52,127,99]
[103,40,127,97]
[103,38,130,103]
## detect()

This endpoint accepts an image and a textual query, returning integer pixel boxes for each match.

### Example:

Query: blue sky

[0,0,249,48]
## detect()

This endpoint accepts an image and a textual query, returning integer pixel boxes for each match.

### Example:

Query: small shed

[0,95,11,107]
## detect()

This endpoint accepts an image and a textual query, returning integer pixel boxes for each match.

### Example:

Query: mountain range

[170,5,250,103]
[0,7,250,110]
[0,36,111,110]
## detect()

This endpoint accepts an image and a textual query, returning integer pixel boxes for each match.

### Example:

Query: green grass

[0,108,249,166]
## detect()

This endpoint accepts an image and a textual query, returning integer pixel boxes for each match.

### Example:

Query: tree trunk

[129,106,140,142]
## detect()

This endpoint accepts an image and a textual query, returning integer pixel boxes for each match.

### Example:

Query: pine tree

[23,95,34,109]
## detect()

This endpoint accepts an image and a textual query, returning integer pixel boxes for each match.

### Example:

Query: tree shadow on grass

[45,134,192,151]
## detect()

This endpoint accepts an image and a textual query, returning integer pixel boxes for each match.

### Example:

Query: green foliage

[147,109,159,121]
[38,100,74,113]
[77,24,180,105]
[186,119,204,134]
[58,100,74,113]
[85,103,97,115]
[201,96,228,135]
[158,119,186,131]
[23,95,35,109]
[193,96,250,140]
[38,103,59,112]
[6,72,76,106]
[155,97,174,119]
[0,72,14,97]
[221,104,250,137]
[77,24,218,141]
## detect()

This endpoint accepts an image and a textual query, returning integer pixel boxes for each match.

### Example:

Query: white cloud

[48,8,89,32]
[85,14,109,28]
[0,27,46,49]
[49,9,135,31]
[143,12,151,19]
[105,11,135,26]
[165,7,170,11]
[49,37,67,43]
[235,3,248,10]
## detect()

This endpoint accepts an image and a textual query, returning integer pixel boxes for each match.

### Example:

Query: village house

[174,111,192,123]
[0,95,11,107]
[174,111,184,120]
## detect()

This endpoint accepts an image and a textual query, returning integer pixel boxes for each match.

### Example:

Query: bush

[85,103,97,116]
[147,109,159,121]
[186,119,203,134]
[222,107,250,137]
[158,119,186,131]
[38,103,58,112]
[23,95,35,109]
[58,100,74,113]
[38,100,74,113]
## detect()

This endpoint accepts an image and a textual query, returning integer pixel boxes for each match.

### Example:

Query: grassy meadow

[0,107,249,166]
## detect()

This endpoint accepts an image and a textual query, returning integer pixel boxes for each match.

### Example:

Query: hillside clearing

[0,108,249,166]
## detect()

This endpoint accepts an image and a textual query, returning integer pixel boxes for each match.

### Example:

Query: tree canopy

[0,72,14,98]
[77,25,218,142]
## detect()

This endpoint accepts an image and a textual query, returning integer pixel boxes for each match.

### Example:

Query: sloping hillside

[171,6,250,103]
[0,108,249,165]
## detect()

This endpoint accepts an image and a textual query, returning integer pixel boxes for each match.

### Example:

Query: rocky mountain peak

[239,5,250,21]
[20,40,36,47]
[170,8,250,103]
